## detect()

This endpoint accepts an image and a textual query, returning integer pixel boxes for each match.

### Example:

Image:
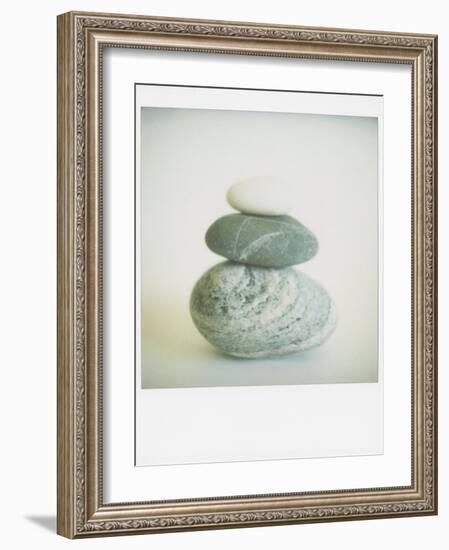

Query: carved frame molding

[57,11,437,538]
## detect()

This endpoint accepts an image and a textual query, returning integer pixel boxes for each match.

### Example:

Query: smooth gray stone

[190,261,336,358]
[205,214,318,268]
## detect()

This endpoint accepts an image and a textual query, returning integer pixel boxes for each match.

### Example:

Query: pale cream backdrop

[0,1,446,550]
[141,106,379,388]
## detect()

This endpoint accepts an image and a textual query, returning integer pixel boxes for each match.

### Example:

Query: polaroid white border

[135,84,383,467]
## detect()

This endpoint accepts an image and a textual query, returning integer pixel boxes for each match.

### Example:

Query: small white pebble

[226,176,292,216]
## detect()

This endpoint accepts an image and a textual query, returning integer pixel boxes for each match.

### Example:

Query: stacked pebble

[190,177,337,358]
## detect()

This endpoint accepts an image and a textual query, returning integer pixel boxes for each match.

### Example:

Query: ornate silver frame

[57,11,438,538]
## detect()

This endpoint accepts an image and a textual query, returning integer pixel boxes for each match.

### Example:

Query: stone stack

[190,177,337,358]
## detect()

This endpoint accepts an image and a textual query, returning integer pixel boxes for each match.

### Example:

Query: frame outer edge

[56,10,438,537]
[431,35,438,515]
[62,10,437,40]
[57,12,77,539]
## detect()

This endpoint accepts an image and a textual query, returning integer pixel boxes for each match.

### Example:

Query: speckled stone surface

[205,214,318,268]
[190,261,336,358]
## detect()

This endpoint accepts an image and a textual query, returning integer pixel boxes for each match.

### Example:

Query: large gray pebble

[190,261,336,358]
[205,214,318,268]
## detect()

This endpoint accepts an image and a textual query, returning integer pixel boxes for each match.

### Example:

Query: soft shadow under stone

[140,297,377,390]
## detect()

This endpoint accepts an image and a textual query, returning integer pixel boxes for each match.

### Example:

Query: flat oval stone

[205,214,318,267]
[190,262,337,358]
[227,176,292,215]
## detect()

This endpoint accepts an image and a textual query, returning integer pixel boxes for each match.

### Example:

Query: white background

[0,1,446,549]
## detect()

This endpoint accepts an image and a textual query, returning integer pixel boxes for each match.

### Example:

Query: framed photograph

[57,11,438,538]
